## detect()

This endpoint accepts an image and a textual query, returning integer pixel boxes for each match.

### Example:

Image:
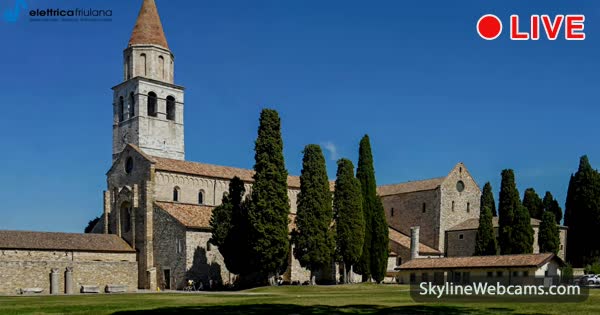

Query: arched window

[118,96,125,122]
[158,55,165,79]
[198,191,204,205]
[147,92,157,117]
[129,92,135,117]
[166,96,176,121]
[173,187,180,202]
[120,202,131,233]
[140,53,147,76]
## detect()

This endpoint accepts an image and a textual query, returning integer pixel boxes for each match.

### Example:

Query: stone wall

[439,163,481,252]
[382,189,441,250]
[153,170,300,213]
[185,231,231,288]
[153,206,187,290]
[0,250,137,295]
[446,226,568,261]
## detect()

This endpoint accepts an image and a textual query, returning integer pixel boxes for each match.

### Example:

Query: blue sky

[0,0,598,232]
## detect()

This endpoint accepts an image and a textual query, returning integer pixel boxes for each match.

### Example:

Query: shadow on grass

[113,303,514,314]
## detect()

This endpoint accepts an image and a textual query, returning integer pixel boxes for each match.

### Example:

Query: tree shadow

[184,246,223,290]
[113,303,513,314]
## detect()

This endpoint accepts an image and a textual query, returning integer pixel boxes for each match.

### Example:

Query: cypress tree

[565,156,600,266]
[498,169,521,255]
[480,182,497,217]
[248,109,290,283]
[292,145,334,284]
[356,135,388,283]
[523,188,544,220]
[538,211,560,254]
[512,204,534,254]
[542,191,563,225]
[209,177,252,276]
[473,206,498,256]
[333,158,364,283]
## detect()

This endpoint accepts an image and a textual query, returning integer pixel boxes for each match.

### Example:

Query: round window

[125,157,134,174]
[456,180,465,192]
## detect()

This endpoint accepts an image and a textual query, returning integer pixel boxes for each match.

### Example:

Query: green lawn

[0,284,597,315]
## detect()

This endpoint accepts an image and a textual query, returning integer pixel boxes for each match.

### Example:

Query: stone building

[0,231,137,294]
[396,253,564,285]
[0,0,571,294]
[446,217,568,261]
[378,163,481,265]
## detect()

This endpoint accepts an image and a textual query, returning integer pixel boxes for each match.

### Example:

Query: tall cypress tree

[474,206,498,256]
[512,204,534,254]
[292,145,334,284]
[209,177,252,276]
[356,135,388,283]
[248,109,290,283]
[498,169,521,255]
[538,211,560,254]
[481,182,497,217]
[523,188,544,220]
[333,158,364,283]
[542,191,563,225]
[565,156,600,266]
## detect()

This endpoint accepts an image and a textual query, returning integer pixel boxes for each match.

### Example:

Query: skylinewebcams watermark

[419,282,581,298]
[410,278,590,303]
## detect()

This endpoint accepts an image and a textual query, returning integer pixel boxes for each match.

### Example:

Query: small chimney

[410,226,420,260]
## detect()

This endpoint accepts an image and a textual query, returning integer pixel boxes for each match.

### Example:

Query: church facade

[0,0,567,295]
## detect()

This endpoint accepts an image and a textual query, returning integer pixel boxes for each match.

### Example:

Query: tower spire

[128,0,169,49]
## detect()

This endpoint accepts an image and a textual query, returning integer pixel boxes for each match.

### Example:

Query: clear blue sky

[0,0,598,232]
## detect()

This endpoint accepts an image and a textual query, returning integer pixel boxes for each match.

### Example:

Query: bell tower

[112,0,185,161]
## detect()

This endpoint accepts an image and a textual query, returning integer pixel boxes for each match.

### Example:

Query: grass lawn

[0,284,597,315]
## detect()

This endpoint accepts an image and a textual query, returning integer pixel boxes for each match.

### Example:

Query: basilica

[0,0,565,294]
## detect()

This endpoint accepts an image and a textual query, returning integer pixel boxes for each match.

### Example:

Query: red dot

[477,14,502,40]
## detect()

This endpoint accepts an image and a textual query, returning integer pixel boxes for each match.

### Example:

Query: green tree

[538,211,560,254]
[523,188,544,220]
[542,191,563,225]
[333,158,365,283]
[474,206,498,256]
[498,169,521,255]
[565,156,600,267]
[248,109,290,284]
[292,145,334,284]
[355,135,388,283]
[480,182,497,217]
[209,177,252,276]
[84,216,101,233]
[512,204,534,254]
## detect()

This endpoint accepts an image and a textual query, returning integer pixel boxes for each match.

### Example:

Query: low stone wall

[0,260,137,295]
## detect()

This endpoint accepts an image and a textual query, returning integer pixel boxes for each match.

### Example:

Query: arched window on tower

[158,55,165,79]
[140,53,147,76]
[166,96,176,121]
[118,96,125,122]
[198,191,204,205]
[173,187,180,202]
[147,92,157,117]
[129,92,135,118]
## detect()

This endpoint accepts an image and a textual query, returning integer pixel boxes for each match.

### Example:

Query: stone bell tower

[112,0,185,161]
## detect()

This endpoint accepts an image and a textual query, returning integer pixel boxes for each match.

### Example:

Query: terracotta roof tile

[155,201,214,229]
[398,253,558,270]
[377,177,445,196]
[448,217,547,231]
[153,156,335,190]
[129,0,169,49]
[0,231,134,253]
[388,228,441,255]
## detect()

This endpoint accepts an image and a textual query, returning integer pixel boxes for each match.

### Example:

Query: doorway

[163,269,171,290]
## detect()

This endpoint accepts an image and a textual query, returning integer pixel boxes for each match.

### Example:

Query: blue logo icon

[3,0,27,23]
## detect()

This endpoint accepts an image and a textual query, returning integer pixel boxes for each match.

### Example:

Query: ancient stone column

[50,268,60,294]
[65,267,73,294]
[410,226,420,260]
